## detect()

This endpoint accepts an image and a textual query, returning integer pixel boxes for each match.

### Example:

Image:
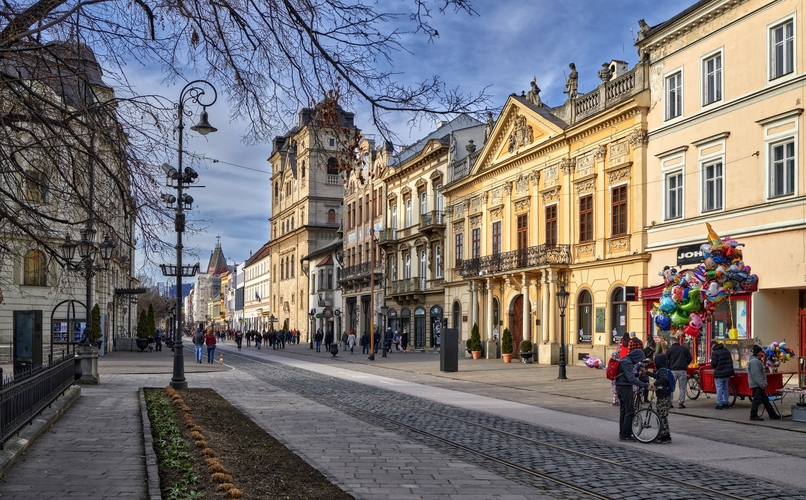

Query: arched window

[578,290,593,343]
[327,157,339,175]
[405,254,411,279]
[611,286,627,344]
[23,249,46,286]
[327,209,336,223]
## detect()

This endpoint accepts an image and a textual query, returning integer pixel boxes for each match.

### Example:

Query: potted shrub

[90,304,102,349]
[519,339,534,363]
[135,309,150,351]
[501,328,513,363]
[468,323,482,359]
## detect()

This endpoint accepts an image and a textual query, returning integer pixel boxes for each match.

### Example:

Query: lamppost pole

[164,79,218,391]
[556,276,569,380]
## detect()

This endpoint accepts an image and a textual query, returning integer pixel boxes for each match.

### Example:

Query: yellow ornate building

[379,116,484,350]
[443,62,652,363]
[267,102,355,332]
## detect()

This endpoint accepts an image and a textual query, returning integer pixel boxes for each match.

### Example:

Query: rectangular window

[611,185,627,236]
[405,199,411,226]
[702,160,723,212]
[703,53,722,105]
[455,233,463,267]
[545,205,557,247]
[666,71,682,119]
[770,20,794,80]
[666,171,683,220]
[517,214,528,250]
[471,228,481,259]
[578,195,593,243]
[24,171,45,202]
[491,221,501,254]
[770,140,795,197]
[435,245,442,278]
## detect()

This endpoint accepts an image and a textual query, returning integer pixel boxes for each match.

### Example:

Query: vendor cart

[696,366,791,407]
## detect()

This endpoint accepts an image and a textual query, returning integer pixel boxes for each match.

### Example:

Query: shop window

[578,290,593,343]
[610,287,627,344]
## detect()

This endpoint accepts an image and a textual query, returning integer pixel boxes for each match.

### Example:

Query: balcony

[418,210,445,234]
[317,290,334,307]
[338,262,383,282]
[459,244,571,278]
[377,228,397,248]
[389,277,442,297]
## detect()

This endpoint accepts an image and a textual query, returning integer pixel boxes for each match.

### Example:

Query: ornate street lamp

[556,276,570,380]
[160,80,218,391]
[60,230,116,346]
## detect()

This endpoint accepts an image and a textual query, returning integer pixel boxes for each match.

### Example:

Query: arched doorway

[387,308,398,334]
[611,286,627,344]
[510,295,523,359]
[414,306,426,349]
[452,301,461,335]
[578,290,593,344]
[401,308,411,339]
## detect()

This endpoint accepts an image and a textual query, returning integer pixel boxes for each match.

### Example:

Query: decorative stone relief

[575,243,594,257]
[470,215,482,227]
[594,144,607,161]
[471,193,486,212]
[628,129,649,149]
[515,174,529,195]
[490,186,503,206]
[576,153,593,176]
[609,140,629,164]
[489,206,503,218]
[559,157,576,175]
[514,198,530,212]
[503,182,512,197]
[608,167,631,184]
[607,237,629,253]
[529,170,541,185]
[544,165,558,187]
[453,201,465,218]
[507,113,534,153]
[541,186,560,202]
[575,179,595,192]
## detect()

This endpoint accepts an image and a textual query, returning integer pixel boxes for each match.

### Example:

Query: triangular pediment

[472,96,567,176]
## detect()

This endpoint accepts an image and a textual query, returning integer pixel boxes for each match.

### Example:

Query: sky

[135,0,696,283]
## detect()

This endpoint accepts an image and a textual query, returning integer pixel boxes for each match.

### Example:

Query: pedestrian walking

[204,330,217,364]
[235,330,243,350]
[616,348,652,441]
[667,336,692,408]
[612,331,630,405]
[315,329,323,352]
[361,331,369,354]
[348,330,356,354]
[748,345,780,421]
[710,340,735,409]
[342,331,349,351]
[324,330,333,352]
[193,328,205,363]
[648,353,672,443]
[246,330,252,347]
[255,331,262,349]
[400,328,409,353]
[154,331,162,352]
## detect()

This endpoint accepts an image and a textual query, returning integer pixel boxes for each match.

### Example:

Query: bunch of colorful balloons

[583,354,603,369]
[653,223,758,337]
[764,340,795,373]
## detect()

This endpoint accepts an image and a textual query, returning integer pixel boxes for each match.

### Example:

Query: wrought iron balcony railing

[459,244,571,278]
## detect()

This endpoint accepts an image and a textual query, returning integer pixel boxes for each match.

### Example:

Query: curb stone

[139,387,163,500]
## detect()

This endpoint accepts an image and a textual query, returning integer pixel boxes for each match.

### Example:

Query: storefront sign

[677,243,705,266]
[323,307,333,319]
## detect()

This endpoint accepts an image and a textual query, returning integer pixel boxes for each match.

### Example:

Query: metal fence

[0,354,76,449]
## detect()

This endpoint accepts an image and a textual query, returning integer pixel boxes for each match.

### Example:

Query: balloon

[684,324,700,336]
[689,313,703,329]
[670,309,691,327]
[659,296,676,313]
[678,289,702,313]
[655,314,671,331]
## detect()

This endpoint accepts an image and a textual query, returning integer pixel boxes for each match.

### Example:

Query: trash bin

[440,328,458,372]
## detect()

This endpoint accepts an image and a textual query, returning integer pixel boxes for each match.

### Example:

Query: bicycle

[686,372,701,400]
[631,391,661,443]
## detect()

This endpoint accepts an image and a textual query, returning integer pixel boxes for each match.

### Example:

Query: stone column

[486,278,493,341]
[470,282,479,331]
[548,271,557,343]
[541,273,549,343]
[521,273,530,347]
[76,345,99,385]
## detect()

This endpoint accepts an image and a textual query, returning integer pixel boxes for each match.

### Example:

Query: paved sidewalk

[0,342,804,499]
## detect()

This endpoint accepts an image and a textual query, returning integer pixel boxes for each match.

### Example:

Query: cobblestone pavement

[223,351,806,500]
[1,343,805,500]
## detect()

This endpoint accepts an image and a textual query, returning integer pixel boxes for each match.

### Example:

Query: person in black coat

[615,348,651,440]
[667,336,693,408]
[400,328,409,353]
[710,341,735,409]
[324,330,334,352]
[647,353,672,443]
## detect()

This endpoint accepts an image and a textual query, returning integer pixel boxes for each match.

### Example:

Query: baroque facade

[267,103,354,332]
[443,63,651,363]
[379,116,484,350]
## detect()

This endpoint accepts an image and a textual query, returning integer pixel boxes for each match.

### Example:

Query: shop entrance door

[800,312,806,358]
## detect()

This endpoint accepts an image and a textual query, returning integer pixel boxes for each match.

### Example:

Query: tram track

[220,348,805,500]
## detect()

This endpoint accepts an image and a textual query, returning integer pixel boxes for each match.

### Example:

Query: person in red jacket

[204,330,217,364]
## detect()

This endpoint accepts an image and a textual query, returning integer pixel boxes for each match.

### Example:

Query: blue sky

[138,0,695,282]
